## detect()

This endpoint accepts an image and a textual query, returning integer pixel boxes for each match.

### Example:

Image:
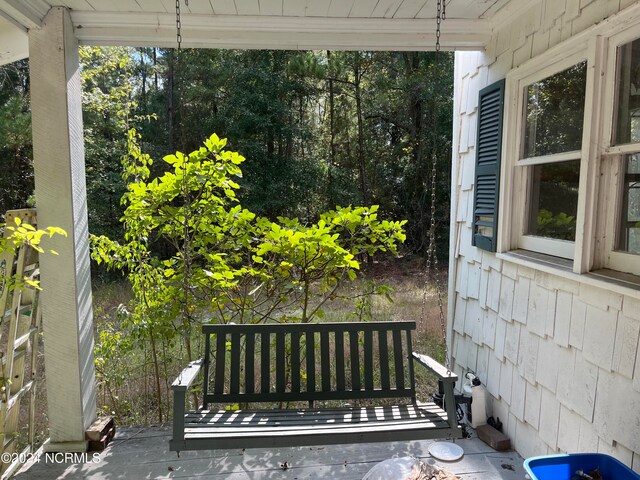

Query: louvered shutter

[472,79,505,252]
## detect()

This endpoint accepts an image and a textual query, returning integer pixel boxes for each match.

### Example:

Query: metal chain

[421,0,449,372]
[176,0,192,378]
[427,151,449,372]
[435,0,442,52]
[175,0,182,50]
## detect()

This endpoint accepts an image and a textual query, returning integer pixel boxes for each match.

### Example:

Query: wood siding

[450,0,640,471]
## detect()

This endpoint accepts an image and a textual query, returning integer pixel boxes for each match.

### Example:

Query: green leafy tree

[91,129,406,345]
[91,131,405,418]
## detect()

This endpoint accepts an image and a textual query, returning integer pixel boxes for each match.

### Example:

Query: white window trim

[604,156,639,274]
[501,48,591,264]
[516,150,582,167]
[599,25,640,276]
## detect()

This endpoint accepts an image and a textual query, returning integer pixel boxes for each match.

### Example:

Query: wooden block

[88,426,116,452]
[86,416,115,441]
[476,424,511,451]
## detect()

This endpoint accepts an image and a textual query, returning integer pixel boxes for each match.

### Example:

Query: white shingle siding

[558,405,581,452]
[554,291,572,347]
[612,314,639,379]
[451,0,640,467]
[582,305,617,370]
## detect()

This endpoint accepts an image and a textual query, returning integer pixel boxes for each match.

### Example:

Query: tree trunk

[167,49,175,152]
[149,330,164,424]
[153,48,158,90]
[139,49,147,108]
[404,52,428,251]
[354,63,369,204]
[327,50,336,205]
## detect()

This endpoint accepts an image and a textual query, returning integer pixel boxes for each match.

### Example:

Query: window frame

[501,48,592,263]
[600,26,640,276]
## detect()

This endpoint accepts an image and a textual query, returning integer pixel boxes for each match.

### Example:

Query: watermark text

[1,452,102,464]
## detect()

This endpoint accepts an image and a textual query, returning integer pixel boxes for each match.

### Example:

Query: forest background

[0,47,453,425]
[0,47,453,256]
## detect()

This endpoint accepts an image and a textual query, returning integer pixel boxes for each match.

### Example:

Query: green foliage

[0,48,452,258]
[535,209,577,241]
[94,306,134,389]
[133,49,451,255]
[524,62,587,157]
[0,60,33,215]
[80,46,154,241]
[156,49,327,221]
[346,279,394,323]
[91,132,406,346]
[0,217,66,292]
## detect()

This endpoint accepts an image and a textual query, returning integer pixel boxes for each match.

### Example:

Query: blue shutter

[472,79,505,252]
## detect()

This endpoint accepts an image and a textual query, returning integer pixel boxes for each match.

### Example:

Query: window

[604,35,640,275]
[515,60,588,260]
[523,63,587,157]
[617,154,640,255]
[613,38,640,145]
[525,160,580,242]
[496,12,640,281]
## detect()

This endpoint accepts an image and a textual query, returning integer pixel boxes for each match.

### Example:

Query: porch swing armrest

[412,352,457,383]
[172,358,204,391]
[171,358,204,449]
[412,352,461,435]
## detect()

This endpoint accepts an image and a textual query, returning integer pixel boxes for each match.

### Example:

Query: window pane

[617,154,640,254]
[523,62,587,158]
[614,38,640,145]
[526,160,580,241]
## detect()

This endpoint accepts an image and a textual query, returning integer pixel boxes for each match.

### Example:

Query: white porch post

[29,7,96,452]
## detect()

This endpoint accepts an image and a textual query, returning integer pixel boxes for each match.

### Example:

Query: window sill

[496,249,640,299]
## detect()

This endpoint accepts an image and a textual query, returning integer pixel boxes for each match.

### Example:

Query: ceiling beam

[0,15,27,64]
[71,11,490,51]
[0,0,48,29]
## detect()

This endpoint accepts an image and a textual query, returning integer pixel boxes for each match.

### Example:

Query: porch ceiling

[0,0,527,63]
[0,14,27,63]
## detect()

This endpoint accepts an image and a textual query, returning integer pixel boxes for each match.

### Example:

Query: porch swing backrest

[203,321,417,406]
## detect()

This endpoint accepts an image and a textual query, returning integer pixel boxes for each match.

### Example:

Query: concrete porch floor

[16,426,527,479]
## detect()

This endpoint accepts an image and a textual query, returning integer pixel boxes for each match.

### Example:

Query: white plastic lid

[428,442,464,462]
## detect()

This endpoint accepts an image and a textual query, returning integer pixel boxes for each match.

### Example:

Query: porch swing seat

[170,321,461,452]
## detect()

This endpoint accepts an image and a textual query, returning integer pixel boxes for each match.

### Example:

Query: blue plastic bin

[524,453,640,480]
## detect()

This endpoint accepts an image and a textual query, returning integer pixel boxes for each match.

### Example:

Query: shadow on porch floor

[15,425,526,479]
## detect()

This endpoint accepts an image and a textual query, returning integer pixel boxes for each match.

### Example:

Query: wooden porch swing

[169,0,461,453]
[170,321,460,452]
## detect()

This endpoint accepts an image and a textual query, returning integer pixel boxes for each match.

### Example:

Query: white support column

[29,6,96,452]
